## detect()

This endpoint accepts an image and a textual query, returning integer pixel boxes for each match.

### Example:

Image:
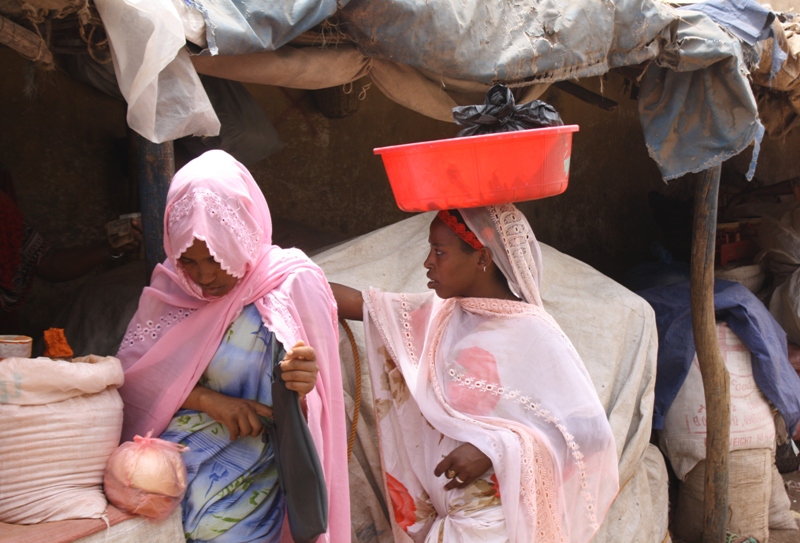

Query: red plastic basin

[374,125,579,212]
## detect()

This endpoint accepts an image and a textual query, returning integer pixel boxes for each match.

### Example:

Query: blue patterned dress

[160,304,284,543]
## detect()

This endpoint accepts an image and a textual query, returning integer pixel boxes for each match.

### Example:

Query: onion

[104,431,189,519]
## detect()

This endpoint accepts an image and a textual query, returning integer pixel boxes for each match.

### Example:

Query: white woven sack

[0,355,124,524]
[659,323,776,479]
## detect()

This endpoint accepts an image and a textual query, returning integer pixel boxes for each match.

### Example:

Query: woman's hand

[434,443,493,490]
[183,385,273,441]
[280,340,319,398]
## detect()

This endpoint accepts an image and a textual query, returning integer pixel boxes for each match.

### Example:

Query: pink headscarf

[116,150,349,542]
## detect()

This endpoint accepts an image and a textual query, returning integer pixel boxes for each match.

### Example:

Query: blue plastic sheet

[339,0,676,83]
[638,10,764,180]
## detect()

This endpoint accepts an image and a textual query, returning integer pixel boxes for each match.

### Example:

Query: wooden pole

[690,164,730,543]
[135,135,174,283]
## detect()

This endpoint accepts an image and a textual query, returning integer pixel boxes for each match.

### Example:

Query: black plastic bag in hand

[263,338,328,543]
[452,84,563,137]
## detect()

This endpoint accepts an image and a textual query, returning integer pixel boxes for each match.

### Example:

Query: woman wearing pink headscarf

[332,205,619,543]
[116,150,349,543]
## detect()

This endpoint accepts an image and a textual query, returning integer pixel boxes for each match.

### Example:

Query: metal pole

[135,135,173,283]
[690,164,730,543]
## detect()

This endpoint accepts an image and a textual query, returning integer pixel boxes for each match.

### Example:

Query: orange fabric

[42,328,74,358]
[436,210,483,250]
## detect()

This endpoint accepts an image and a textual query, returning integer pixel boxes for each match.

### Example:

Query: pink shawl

[362,205,619,542]
[116,150,349,542]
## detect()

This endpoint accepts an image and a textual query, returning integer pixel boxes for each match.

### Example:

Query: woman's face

[178,238,239,298]
[424,218,482,299]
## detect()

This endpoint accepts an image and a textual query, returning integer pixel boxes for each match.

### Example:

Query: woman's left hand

[280,340,319,398]
[434,443,493,490]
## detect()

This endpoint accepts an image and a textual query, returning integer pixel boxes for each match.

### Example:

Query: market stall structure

[2,0,800,542]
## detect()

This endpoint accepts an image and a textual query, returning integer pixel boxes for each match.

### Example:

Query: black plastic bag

[452,84,563,137]
[263,337,328,543]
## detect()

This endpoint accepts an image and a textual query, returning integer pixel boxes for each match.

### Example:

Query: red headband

[437,210,484,250]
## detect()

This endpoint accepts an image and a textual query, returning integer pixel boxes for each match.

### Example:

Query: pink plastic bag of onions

[103,431,189,520]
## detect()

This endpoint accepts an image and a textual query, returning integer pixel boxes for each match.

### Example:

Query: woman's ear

[477,247,493,269]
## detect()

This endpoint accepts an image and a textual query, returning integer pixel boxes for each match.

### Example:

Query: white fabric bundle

[0,355,124,524]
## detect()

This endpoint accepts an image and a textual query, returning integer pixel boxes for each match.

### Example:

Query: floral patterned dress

[160,304,284,543]
[369,298,507,543]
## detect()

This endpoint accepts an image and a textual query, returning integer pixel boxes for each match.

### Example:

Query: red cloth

[0,189,24,293]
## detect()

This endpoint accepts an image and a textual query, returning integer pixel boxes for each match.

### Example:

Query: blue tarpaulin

[638,279,800,436]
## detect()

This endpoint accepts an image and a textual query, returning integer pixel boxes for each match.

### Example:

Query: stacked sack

[0,355,124,523]
[659,323,796,542]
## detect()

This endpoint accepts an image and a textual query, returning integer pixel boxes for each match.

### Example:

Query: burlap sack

[674,448,772,543]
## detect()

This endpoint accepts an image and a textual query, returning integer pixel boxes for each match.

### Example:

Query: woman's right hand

[183,385,273,441]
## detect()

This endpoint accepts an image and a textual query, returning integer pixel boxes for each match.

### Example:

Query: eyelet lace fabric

[119,308,196,352]
[427,301,569,540]
[365,290,423,369]
[169,188,261,262]
[489,204,543,307]
[454,297,600,531]
[445,354,598,533]
[460,297,535,317]
[461,204,544,307]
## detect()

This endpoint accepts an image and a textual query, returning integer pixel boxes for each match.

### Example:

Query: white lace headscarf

[460,204,544,307]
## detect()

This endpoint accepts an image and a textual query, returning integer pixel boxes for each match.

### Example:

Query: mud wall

[247,73,667,280]
[0,49,130,339]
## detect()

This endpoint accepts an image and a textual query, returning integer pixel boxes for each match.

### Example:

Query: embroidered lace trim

[460,297,576,347]
[486,204,543,307]
[365,291,421,369]
[264,291,300,343]
[445,345,599,532]
[492,417,566,542]
[398,293,420,367]
[426,304,571,539]
[118,308,197,352]
[168,188,260,261]
[460,297,536,317]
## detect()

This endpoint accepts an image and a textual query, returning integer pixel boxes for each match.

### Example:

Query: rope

[340,319,362,463]
[16,0,111,65]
